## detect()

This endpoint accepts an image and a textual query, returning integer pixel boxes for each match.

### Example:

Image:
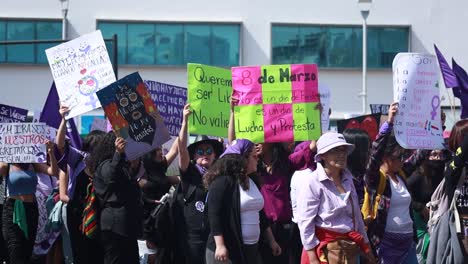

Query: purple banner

[0,103,28,123]
[144,80,187,136]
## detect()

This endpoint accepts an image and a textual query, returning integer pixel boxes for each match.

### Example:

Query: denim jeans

[2,198,38,264]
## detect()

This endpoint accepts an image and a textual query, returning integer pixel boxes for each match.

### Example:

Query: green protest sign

[187,63,232,137]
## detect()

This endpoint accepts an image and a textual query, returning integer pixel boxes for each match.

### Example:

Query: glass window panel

[127,23,155,65]
[351,28,362,67]
[98,22,127,64]
[326,27,355,68]
[184,25,211,64]
[211,24,239,66]
[7,21,35,63]
[272,26,300,64]
[368,28,409,68]
[104,39,116,73]
[36,21,62,63]
[0,21,5,62]
[298,26,325,65]
[156,24,184,65]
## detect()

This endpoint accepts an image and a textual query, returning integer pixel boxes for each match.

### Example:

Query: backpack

[361,171,387,222]
[426,168,466,264]
[144,188,175,247]
[427,168,466,235]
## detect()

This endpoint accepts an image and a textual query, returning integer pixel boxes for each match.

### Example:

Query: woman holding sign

[172,104,224,264]
[88,133,143,264]
[0,140,58,264]
[362,103,427,263]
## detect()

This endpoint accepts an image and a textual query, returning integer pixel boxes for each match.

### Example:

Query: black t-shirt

[174,162,207,238]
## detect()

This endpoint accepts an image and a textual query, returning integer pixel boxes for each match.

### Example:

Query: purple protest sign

[0,103,28,123]
[144,80,187,136]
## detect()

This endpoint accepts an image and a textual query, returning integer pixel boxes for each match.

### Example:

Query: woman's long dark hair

[343,128,370,176]
[86,132,117,175]
[82,130,106,153]
[257,143,290,175]
[204,152,250,191]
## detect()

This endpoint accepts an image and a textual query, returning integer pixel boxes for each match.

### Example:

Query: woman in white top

[204,139,281,264]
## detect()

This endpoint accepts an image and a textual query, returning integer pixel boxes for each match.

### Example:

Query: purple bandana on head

[220,139,254,158]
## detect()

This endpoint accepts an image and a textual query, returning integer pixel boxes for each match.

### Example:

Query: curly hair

[82,130,106,153]
[203,153,250,191]
[86,132,117,175]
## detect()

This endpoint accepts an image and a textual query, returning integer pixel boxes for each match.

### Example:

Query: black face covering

[424,160,446,188]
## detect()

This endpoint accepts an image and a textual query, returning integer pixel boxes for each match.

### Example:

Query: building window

[272,24,409,68]
[0,19,62,64]
[98,21,240,67]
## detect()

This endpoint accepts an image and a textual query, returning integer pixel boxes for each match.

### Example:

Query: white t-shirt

[385,176,414,234]
[239,178,264,245]
[290,168,313,223]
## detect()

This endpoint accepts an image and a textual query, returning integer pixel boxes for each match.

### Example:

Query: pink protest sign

[232,64,321,143]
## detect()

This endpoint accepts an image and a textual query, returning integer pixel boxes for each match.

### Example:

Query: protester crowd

[0,96,466,264]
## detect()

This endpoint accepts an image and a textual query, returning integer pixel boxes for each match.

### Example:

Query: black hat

[187,135,224,160]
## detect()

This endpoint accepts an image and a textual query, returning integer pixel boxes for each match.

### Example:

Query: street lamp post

[59,0,69,40]
[358,0,372,114]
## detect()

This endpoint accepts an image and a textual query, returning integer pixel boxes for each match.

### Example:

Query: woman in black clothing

[172,104,224,264]
[88,133,143,264]
[139,140,180,263]
[205,139,281,264]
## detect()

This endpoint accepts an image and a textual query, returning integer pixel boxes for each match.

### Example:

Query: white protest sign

[392,53,444,149]
[46,30,116,120]
[0,123,53,163]
[318,83,331,132]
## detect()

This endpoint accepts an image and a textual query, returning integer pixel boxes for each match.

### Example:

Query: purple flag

[434,45,468,119]
[434,44,459,88]
[40,83,82,149]
[452,60,468,119]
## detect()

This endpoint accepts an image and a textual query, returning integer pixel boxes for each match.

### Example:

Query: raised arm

[59,168,70,203]
[364,102,397,190]
[56,105,69,153]
[34,141,59,177]
[164,138,179,166]
[227,97,238,144]
[178,104,191,172]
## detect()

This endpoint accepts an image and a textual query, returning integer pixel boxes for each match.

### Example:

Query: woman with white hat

[296,132,374,264]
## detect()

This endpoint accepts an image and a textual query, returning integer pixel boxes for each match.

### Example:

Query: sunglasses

[196,147,214,156]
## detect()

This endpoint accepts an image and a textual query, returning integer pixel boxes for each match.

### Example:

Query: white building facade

[0,0,466,130]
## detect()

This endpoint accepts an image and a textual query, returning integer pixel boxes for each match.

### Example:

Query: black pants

[67,204,103,264]
[101,231,139,264]
[289,222,303,264]
[174,233,206,264]
[260,222,291,264]
[0,204,9,263]
[2,198,38,264]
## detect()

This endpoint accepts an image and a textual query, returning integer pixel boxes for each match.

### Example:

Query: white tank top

[239,178,264,245]
[385,176,414,234]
